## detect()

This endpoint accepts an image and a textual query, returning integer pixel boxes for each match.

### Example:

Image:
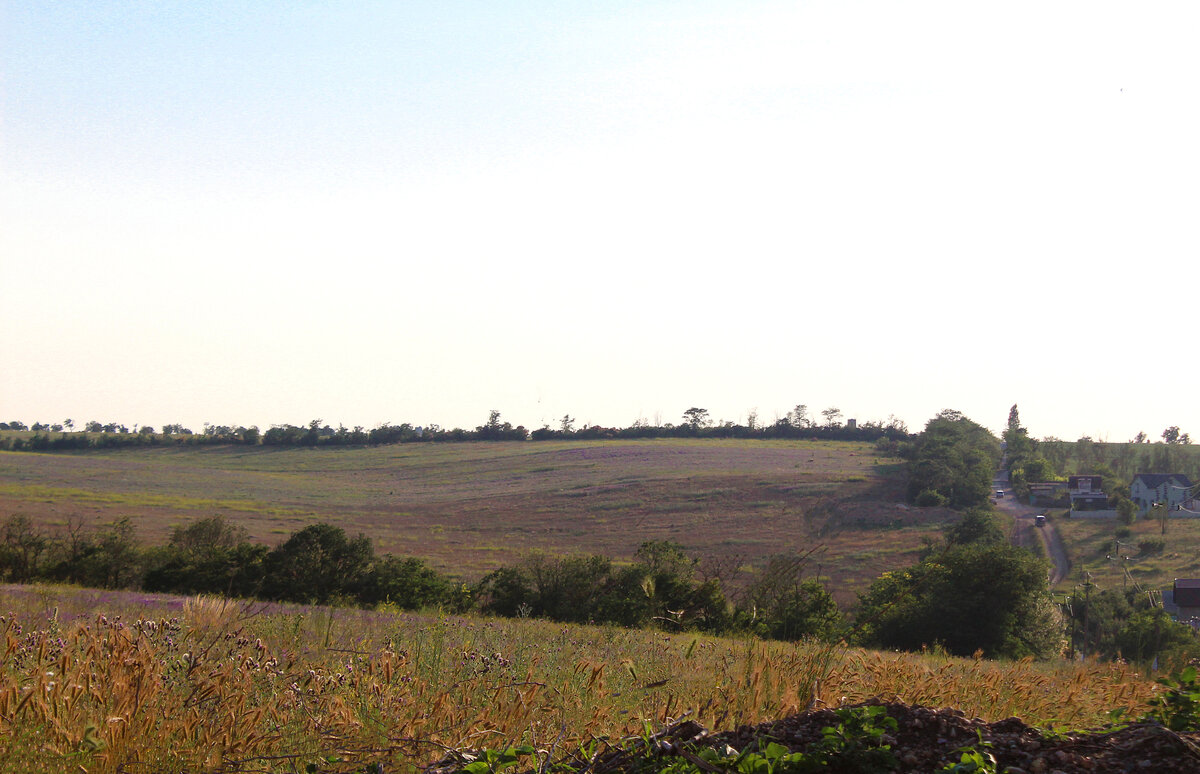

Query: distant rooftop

[1134,473,1194,488]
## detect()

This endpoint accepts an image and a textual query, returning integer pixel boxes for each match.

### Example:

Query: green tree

[359,555,453,610]
[76,517,142,589]
[855,542,1059,659]
[682,407,710,429]
[1116,608,1195,663]
[261,524,374,604]
[740,554,841,641]
[906,410,1000,508]
[944,507,1005,546]
[0,515,50,583]
[143,516,266,597]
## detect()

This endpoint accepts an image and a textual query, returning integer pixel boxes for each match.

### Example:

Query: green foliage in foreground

[455,706,901,774]
[1143,666,1200,732]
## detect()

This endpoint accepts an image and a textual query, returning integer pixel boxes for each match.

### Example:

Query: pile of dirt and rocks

[561,702,1200,774]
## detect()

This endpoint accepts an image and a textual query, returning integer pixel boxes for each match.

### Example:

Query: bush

[915,489,948,507]
[1138,539,1165,556]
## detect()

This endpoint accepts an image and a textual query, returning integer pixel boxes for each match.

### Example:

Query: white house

[1130,473,1194,515]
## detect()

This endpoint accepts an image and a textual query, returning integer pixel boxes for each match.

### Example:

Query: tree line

[0,406,910,453]
[0,514,841,643]
[7,503,1177,661]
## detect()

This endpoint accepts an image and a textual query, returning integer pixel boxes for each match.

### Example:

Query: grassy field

[0,584,1161,773]
[0,439,951,606]
[1053,510,1200,593]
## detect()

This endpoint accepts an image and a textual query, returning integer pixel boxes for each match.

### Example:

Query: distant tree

[682,407,710,429]
[821,407,843,427]
[261,524,374,604]
[1022,457,1058,482]
[1133,431,1148,444]
[746,409,758,431]
[143,516,265,596]
[64,419,74,432]
[0,515,51,583]
[790,405,811,428]
[906,410,1001,508]
[1007,404,1021,432]
[560,415,575,434]
[944,507,1005,546]
[1163,426,1183,444]
[169,516,248,560]
[358,555,453,609]
[76,517,142,589]
[477,410,527,441]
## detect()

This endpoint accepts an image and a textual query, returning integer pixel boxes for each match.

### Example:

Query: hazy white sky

[2,1,1198,441]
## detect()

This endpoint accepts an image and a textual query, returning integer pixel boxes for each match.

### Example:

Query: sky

[2,1,1198,442]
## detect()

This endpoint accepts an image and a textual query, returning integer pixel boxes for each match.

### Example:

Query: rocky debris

[707,702,1200,774]
[433,702,1200,774]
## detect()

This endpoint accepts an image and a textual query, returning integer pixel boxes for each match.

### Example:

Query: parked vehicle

[1035,514,1046,527]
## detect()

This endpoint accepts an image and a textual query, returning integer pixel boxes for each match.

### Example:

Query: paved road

[993,468,1070,586]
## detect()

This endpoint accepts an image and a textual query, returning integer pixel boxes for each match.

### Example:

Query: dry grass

[1054,512,1200,592]
[0,585,1162,773]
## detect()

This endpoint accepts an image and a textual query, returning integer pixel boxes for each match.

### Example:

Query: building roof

[1133,473,1194,489]
[1177,579,1200,590]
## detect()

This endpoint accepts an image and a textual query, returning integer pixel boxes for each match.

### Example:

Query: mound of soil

[568,702,1200,774]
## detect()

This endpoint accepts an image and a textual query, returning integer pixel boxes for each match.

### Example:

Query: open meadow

[1052,510,1200,594]
[0,584,1162,773]
[0,439,950,606]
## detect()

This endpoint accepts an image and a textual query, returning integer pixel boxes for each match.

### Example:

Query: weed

[1142,666,1200,731]
[936,733,998,774]
[461,744,537,774]
[807,705,898,773]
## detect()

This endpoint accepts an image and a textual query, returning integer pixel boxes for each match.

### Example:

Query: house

[1130,473,1194,516]
[1028,481,1068,507]
[1068,475,1113,516]
[1166,579,1200,624]
[1069,475,1103,494]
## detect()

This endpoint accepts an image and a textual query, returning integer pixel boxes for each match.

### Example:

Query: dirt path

[994,468,1070,586]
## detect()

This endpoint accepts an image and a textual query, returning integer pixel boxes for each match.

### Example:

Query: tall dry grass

[0,586,1163,772]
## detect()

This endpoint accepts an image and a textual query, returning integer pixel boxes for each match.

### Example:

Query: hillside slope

[0,439,950,603]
